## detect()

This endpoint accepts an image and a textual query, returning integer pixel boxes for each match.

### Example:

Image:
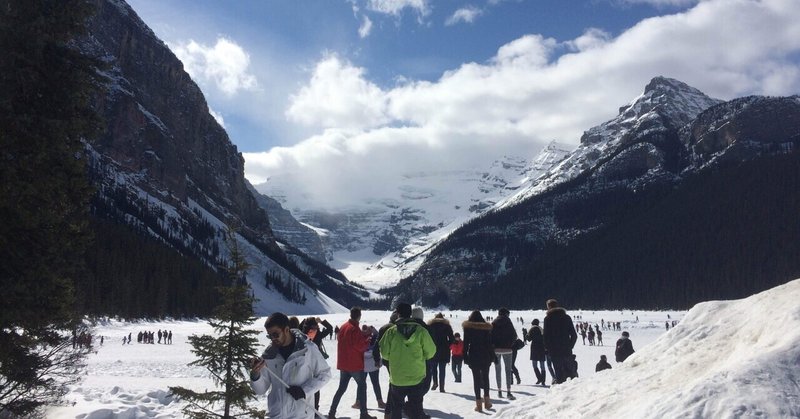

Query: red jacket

[450,340,464,357]
[336,319,370,372]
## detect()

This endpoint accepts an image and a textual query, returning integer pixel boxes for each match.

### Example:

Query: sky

[126,0,800,208]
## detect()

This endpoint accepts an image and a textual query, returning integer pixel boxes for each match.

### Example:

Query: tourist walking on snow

[328,307,376,419]
[491,308,518,399]
[249,312,331,418]
[526,319,548,385]
[379,302,436,419]
[595,354,612,372]
[543,299,578,384]
[300,316,333,410]
[427,313,454,393]
[463,310,495,413]
[450,333,464,383]
[352,324,385,410]
[615,331,635,363]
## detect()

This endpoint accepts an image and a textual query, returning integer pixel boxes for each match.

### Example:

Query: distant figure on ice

[450,332,464,383]
[665,321,670,331]
[615,331,635,363]
[595,355,612,372]
[587,327,595,346]
[596,326,603,346]
[580,327,586,345]
[543,299,578,384]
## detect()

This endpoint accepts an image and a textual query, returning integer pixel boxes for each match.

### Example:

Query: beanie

[396,302,412,318]
[411,306,424,320]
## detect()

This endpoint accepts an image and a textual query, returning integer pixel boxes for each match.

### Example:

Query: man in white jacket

[251,312,331,418]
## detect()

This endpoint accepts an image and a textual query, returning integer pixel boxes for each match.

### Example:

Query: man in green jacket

[379,302,435,419]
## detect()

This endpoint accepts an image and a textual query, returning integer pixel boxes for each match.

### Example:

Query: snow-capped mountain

[394,77,800,308]
[81,0,368,315]
[255,141,572,289]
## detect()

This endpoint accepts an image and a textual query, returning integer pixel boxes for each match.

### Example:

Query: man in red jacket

[328,307,376,419]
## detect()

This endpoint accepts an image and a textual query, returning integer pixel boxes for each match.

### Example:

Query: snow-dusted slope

[500,77,722,208]
[256,141,572,289]
[497,278,800,419]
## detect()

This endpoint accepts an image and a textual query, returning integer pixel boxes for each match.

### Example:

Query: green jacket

[379,318,436,386]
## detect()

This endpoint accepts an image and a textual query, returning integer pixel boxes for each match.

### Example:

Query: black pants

[389,380,426,419]
[451,356,463,382]
[469,364,491,399]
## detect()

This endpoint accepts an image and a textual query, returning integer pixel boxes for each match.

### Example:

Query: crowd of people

[119,329,174,345]
[248,301,657,419]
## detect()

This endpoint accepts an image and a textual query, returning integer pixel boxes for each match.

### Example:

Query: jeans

[532,359,546,383]
[469,364,490,400]
[389,380,426,419]
[431,361,448,390]
[328,370,367,415]
[451,356,463,382]
[494,352,513,390]
[545,354,556,381]
[367,369,383,402]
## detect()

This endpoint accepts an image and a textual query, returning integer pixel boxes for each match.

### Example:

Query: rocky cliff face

[82,0,365,314]
[395,78,800,306]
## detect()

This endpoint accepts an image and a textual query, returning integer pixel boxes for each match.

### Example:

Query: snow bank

[497,279,800,419]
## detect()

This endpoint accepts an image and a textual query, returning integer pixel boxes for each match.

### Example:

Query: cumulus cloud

[358,15,373,38]
[445,6,484,26]
[245,0,800,208]
[170,37,257,96]
[366,0,430,17]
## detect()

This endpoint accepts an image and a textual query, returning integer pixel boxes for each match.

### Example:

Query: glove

[287,385,305,400]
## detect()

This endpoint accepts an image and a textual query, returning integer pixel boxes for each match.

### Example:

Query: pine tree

[170,227,265,418]
[0,0,99,415]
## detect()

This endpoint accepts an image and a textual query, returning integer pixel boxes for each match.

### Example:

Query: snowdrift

[497,279,800,418]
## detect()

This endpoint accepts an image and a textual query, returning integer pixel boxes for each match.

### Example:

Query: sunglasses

[267,330,283,339]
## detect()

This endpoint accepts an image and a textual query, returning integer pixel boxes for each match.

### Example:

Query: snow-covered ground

[47,279,800,418]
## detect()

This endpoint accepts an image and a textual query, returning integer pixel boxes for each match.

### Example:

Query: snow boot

[474,398,483,413]
[483,396,493,409]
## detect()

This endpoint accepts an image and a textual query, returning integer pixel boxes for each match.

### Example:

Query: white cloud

[358,15,373,38]
[618,0,700,6]
[170,37,258,96]
[285,54,390,131]
[208,107,225,128]
[445,6,484,26]
[366,0,430,17]
[245,0,800,208]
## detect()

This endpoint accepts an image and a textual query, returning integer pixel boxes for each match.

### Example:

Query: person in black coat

[491,308,518,399]
[615,331,635,363]
[427,313,454,392]
[525,319,547,385]
[300,316,334,410]
[595,354,612,372]
[542,299,578,384]
[463,310,494,413]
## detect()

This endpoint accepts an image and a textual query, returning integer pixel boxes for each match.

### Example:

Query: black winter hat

[498,307,510,316]
[396,302,412,318]
[621,331,630,337]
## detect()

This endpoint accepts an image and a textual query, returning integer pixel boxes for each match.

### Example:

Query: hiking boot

[507,392,516,400]
[474,398,483,413]
[483,396,493,409]
[351,401,360,409]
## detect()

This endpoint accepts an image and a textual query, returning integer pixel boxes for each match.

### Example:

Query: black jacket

[462,321,494,368]
[427,318,455,363]
[526,325,546,361]
[615,338,635,362]
[490,314,517,350]
[595,359,612,372]
[543,307,578,357]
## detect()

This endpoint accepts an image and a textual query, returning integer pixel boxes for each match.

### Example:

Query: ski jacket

[526,325,545,361]
[250,330,331,419]
[615,338,635,362]
[379,318,436,386]
[462,321,494,369]
[543,307,578,357]
[336,319,370,372]
[450,340,464,358]
[491,314,518,353]
[427,317,455,363]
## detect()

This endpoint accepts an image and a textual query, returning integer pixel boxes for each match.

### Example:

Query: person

[300,316,334,410]
[168,330,173,344]
[463,310,494,413]
[450,333,464,383]
[595,354,612,372]
[379,302,435,419]
[250,312,331,418]
[353,325,385,410]
[526,319,547,385]
[289,316,300,330]
[615,331,635,363]
[596,326,603,346]
[328,307,376,419]
[410,306,433,400]
[580,327,587,345]
[377,311,400,418]
[510,337,524,385]
[587,327,595,346]
[427,313,454,393]
[491,308,518,399]
[542,299,578,384]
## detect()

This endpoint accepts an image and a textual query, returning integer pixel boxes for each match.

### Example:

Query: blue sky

[126,0,800,207]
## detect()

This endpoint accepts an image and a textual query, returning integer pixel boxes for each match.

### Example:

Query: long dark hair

[467,310,485,323]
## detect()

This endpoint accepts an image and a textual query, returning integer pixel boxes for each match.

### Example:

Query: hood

[462,321,492,331]
[428,317,451,326]
[395,318,423,341]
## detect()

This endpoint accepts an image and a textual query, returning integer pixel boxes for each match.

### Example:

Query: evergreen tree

[170,228,265,418]
[0,0,99,415]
